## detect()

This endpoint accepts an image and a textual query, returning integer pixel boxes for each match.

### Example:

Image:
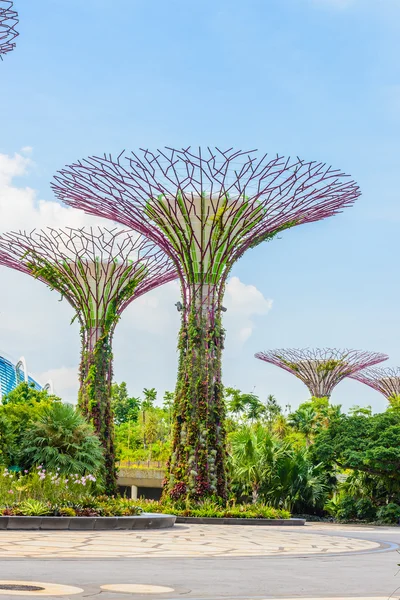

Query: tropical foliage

[2,380,400,523]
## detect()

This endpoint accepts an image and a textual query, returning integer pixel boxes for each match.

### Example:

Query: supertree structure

[255,348,388,398]
[350,366,400,403]
[0,227,176,493]
[52,147,361,501]
[0,1,18,58]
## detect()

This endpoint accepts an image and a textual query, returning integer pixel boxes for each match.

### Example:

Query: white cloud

[0,150,110,233]
[224,276,273,345]
[0,151,273,403]
[36,366,80,403]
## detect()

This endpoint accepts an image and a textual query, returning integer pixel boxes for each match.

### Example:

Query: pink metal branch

[0,1,18,58]
[0,227,177,335]
[350,366,400,400]
[52,148,361,309]
[255,348,388,397]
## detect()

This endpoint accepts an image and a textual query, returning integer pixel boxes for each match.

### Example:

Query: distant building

[0,353,51,399]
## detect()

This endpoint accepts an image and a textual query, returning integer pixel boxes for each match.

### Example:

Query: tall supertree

[0,227,176,493]
[350,366,400,403]
[0,1,18,58]
[52,147,361,501]
[255,348,388,398]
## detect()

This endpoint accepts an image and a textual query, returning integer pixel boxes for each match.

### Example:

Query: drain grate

[0,585,45,591]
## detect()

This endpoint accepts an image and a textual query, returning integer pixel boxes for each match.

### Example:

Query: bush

[332,495,358,521]
[355,498,377,521]
[325,494,377,522]
[0,467,100,506]
[19,403,104,475]
[2,496,143,517]
[132,499,290,519]
[377,503,400,524]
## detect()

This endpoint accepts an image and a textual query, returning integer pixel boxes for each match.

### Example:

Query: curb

[0,513,176,530]
[175,517,305,526]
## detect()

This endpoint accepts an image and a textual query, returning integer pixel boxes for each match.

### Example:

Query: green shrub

[20,403,104,476]
[1,495,143,517]
[355,498,376,521]
[377,503,400,524]
[132,499,290,519]
[333,495,358,521]
[18,499,51,516]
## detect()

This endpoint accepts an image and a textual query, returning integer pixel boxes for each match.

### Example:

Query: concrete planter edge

[0,513,176,530]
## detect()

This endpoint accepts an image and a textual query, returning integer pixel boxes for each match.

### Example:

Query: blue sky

[0,0,399,411]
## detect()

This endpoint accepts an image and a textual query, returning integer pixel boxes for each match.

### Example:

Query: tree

[0,383,60,467]
[230,423,329,511]
[313,410,400,492]
[20,403,104,476]
[163,391,174,429]
[141,388,157,449]
[229,426,285,503]
[265,395,282,428]
[288,406,317,446]
[225,388,265,422]
[266,447,328,512]
[2,381,61,406]
[111,382,140,425]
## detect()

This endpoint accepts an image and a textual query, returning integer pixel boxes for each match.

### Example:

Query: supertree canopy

[52,147,361,500]
[350,366,400,403]
[0,227,176,493]
[255,348,388,398]
[0,1,18,58]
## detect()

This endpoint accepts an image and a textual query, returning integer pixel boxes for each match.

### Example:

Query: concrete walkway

[0,523,398,598]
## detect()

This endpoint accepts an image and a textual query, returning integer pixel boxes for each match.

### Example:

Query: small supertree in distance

[52,147,361,501]
[0,1,18,58]
[255,348,388,399]
[0,227,176,493]
[350,366,400,405]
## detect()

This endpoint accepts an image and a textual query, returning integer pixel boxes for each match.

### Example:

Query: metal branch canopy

[0,227,176,493]
[0,1,18,58]
[255,348,388,398]
[52,148,360,311]
[52,147,361,500]
[350,366,400,401]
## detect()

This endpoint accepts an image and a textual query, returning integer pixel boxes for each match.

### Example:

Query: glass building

[0,354,44,399]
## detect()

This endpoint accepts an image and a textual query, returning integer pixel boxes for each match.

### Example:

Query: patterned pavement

[0,524,381,558]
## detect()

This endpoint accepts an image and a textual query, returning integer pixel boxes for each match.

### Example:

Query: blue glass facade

[0,355,42,398]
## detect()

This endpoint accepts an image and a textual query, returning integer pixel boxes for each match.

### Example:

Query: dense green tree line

[2,381,400,522]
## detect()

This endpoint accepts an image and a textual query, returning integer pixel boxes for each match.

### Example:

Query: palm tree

[20,403,104,475]
[272,414,290,439]
[288,406,317,446]
[229,426,285,503]
[141,388,157,449]
[267,447,327,512]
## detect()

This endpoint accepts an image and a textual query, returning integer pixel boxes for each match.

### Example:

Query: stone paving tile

[0,525,380,558]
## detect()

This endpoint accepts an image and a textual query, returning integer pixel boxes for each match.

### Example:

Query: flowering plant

[0,467,101,505]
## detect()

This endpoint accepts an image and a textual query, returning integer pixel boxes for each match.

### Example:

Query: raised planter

[0,513,176,530]
[176,517,305,526]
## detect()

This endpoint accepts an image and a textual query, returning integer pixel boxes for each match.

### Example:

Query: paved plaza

[0,524,381,558]
[0,523,398,598]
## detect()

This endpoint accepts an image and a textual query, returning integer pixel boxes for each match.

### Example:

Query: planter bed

[176,516,305,526]
[0,513,176,530]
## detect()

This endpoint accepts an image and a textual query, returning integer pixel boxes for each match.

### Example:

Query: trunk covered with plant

[165,290,227,500]
[79,327,116,493]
